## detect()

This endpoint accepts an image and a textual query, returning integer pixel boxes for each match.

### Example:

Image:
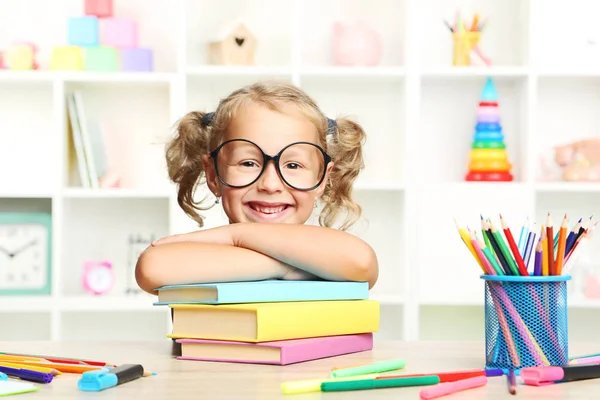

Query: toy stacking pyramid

[465,77,514,181]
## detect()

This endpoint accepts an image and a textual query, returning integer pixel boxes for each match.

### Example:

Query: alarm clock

[0,212,52,295]
[82,260,114,295]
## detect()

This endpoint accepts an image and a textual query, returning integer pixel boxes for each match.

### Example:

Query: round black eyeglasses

[209,139,332,191]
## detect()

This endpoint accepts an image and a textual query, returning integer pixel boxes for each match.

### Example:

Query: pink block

[85,0,113,18]
[102,17,137,48]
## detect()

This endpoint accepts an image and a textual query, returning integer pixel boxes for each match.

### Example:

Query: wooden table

[1,340,599,399]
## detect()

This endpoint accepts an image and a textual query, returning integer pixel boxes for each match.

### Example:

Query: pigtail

[165,111,212,227]
[319,116,366,230]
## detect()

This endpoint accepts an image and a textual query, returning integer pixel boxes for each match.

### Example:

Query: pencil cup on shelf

[453,32,480,66]
[482,275,570,370]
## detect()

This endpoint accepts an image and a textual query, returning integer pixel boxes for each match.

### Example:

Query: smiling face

[203,102,333,224]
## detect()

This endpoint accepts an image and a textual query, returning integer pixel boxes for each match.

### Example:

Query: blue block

[474,131,504,142]
[475,122,502,132]
[68,16,99,46]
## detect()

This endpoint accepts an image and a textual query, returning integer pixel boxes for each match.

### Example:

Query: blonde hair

[165,80,366,230]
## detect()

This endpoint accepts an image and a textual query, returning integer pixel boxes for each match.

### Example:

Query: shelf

[421,66,529,79]
[535,182,600,193]
[186,66,292,77]
[62,188,172,199]
[58,296,163,311]
[0,296,54,312]
[300,66,405,80]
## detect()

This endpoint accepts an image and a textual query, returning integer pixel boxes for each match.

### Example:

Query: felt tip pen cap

[485,368,504,377]
[78,368,118,391]
[419,376,488,399]
[321,375,439,392]
[330,359,406,378]
[0,372,7,380]
[520,366,563,386]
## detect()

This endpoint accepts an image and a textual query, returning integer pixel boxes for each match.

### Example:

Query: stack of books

[153,280,380,365]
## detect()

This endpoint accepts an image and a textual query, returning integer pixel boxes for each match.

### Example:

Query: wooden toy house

[208,21,256,65]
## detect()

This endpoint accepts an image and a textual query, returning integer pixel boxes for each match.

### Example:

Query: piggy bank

[332,21,383,66]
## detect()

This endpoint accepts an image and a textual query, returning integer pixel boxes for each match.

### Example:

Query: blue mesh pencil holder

[482,274,570,370]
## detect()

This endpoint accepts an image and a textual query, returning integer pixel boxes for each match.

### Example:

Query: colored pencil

[454,218,485,273]
[485,223,511,274]
[555,214,568,275]
[541,226,548,276]
[508,369,516,395]
[533,239,543,276]
[546,213,555,275]
[477,238,504,276]
[499,214,529,275]
[517,217,529,256]
[490,222,520,275]
[480,216,493,253]
[564,218,582,256]
[523,224,537,271]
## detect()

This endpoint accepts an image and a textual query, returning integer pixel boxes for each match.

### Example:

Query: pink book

[176,333,373,365]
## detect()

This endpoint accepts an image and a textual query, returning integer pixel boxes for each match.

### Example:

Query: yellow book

[168,300,380,342]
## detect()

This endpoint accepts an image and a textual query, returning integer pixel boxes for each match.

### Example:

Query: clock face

[0,223,48,290]
[87,267,113,294]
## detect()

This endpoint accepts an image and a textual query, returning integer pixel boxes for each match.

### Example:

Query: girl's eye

[284,162,302,170]
[240,161,259,168]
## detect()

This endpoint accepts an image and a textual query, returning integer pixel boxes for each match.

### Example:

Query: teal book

[153,280,369,305]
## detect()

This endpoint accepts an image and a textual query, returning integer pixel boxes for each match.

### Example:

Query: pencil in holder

[482,275,570,370]
[452,32,480,66]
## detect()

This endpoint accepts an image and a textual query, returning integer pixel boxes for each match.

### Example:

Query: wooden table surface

[1,340,600,399]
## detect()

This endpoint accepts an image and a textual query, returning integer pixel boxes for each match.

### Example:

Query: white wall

[0,0,599,347]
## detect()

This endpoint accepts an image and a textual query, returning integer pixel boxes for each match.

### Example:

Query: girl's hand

[151,225,238,247]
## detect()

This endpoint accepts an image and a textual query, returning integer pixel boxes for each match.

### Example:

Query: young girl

[135,81,379,295]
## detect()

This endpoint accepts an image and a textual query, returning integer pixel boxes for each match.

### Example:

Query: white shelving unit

[2,0,600,343]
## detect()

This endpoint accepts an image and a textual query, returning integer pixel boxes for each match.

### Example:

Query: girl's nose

[256,162,284,193]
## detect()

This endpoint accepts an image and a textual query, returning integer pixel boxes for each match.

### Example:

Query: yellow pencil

[454,218,485,272]
[0,361,61,375]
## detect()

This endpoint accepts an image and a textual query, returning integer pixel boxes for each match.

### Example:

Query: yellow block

[469,159,512,172]
[469,149,508,161]
[50,46,83,70]
[5,44,34,70]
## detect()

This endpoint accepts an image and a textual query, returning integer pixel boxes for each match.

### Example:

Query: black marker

[521,364,600,386]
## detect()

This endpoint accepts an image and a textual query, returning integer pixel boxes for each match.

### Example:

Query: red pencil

[500,214,529,276]
[546,213,555,275]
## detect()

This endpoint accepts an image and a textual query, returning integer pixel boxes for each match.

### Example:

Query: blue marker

[78,364,144,391]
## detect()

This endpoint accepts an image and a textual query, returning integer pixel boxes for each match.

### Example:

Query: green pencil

[490,222,520,275]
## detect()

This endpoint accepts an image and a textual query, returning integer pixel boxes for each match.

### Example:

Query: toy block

[50,46,83,70]
[5,44,35,70]
[120,48,153,71]
[102,18,137,48]
[84,46,118,71]
[68,16,99,46]
[85,0,113,18]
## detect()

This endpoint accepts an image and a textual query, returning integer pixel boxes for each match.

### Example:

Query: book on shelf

[175,333,374,365]
[168,300,380,343]
[153,280,370,305]
[66,90,116,189]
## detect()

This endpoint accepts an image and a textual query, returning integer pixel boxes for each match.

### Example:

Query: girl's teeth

[253,205,286,214]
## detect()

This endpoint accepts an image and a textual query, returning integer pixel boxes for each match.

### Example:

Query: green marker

[321,376,440,392]
[330,359,406,378]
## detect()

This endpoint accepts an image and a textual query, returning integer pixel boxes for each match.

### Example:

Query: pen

[0,352,113,367]
[521,364,600,386]
[78,364,144,391]
[0,366,53,384]
[420,376,487,399]
[508,369,516,394]
[378,368,503,382]
[321,375,439,392]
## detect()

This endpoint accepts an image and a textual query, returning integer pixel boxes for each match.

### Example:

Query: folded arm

[135,242,321,295]
[230,223,379,288]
